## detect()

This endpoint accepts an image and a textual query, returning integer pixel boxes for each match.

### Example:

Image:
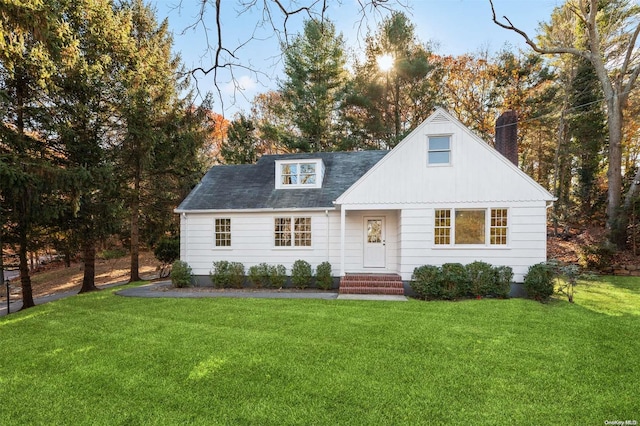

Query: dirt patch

[3,251,161,300]
[547,226,640,268]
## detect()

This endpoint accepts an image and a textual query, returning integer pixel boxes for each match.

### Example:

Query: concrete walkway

[1,280,407,317]
[116,281,408,301]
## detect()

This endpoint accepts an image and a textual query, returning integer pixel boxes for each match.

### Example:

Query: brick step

[339,286,405,295]
[339,280,403,288]
[339,273,404,295]
[342,273,402,282]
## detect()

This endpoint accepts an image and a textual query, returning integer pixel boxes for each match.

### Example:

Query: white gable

[336,108,555,206]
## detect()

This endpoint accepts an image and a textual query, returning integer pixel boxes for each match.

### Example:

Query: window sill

[272,246,314,250]
[432,245,509,250]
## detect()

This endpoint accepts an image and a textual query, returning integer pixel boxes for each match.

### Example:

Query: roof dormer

[275,158,324,189]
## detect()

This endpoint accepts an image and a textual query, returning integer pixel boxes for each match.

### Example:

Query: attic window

[428,135,451,165]
[275,159,324,189]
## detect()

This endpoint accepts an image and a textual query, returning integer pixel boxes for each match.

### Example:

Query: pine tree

[117,0,183,281]
[280,19,348,152]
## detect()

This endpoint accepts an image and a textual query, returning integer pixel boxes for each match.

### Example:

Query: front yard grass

[0,277,638,425]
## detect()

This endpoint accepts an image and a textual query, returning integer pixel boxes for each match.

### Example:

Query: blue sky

[153,0,563,116]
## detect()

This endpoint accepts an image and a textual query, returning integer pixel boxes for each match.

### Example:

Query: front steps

[339,273,404,296]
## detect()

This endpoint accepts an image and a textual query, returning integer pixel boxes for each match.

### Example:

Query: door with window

[363,217,385,268]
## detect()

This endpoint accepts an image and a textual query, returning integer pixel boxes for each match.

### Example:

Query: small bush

[248,263,271,288]
[411,265,441,300]
[466,261,496,297]
[441,263,469,299]
[228,262,245,289]
[170,260,192,288]
[269,264,287,288]
[493,265,513,298]
[291,260,312,289]
[578,242,615,271]
[210,261,245,289]
[524,262,555,301]
[154,237,180,278]
[316,262,333,290]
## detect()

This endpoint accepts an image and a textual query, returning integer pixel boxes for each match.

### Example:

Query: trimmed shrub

[493,265,513,298]
[154,237,180,265]
[153,237,180,278]
[466,261,496,297]
[268,264,287,288]
[316,261,333,290]
[210,261,245,289]
[291,260,312,289]
[170,260,192,288]
[248,263,271,288]
[441,263,469,299]
[411,265,441,300]
[524,262,555,301]
[228,262,245,289]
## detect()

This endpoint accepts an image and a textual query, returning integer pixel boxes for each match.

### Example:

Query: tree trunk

[130,168,141,282]
[79,239,98,293]
[606,97,626,248]
[394,72,400,142]
[0,230,4,291]
[18,226,35,309]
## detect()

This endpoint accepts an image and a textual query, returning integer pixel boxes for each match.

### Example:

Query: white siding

[337,110,554,206]
[333,108,553,283]
[181,209,400,279]
[182,210,343,278]
[397,203,548,282]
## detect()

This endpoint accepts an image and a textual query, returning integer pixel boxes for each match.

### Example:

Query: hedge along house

[175,108,555,294]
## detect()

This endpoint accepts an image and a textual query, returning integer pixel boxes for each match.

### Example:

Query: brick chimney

[495,110,518,166]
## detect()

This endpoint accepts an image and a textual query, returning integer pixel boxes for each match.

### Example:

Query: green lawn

[1,278,638,425]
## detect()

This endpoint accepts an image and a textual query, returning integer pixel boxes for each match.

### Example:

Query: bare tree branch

[171,0,406,111]
[489,0,589,60]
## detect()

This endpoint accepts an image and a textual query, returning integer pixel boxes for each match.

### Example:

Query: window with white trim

[428,136,451,165]
[434,209,451,245]
[434,208,507,246]
[215,218,231,247]
[275,159,324,188]
[275,217,312,247]
[490,208,508,245]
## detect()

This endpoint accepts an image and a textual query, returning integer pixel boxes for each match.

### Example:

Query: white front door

[363,217,385,268]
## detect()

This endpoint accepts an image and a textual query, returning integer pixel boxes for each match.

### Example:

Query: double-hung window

[434,208,507,246]
[428,136,451,165]
[215,218,231,247]
[275,217,311,247]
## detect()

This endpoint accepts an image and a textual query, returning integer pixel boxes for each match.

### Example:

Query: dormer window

[276,159,324,189]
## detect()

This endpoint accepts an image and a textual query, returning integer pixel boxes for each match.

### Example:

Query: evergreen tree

[0,0,70,308]
[220,114,259,164]
[280,19,348,152]
[53,0,130,293]
[344,12,437,149]
[570,57,607,219]
[117,0,184,281]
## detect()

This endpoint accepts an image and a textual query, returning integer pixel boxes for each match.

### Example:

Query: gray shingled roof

[176,150,389,211]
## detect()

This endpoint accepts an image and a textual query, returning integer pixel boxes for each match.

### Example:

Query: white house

[175,108,555,292]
